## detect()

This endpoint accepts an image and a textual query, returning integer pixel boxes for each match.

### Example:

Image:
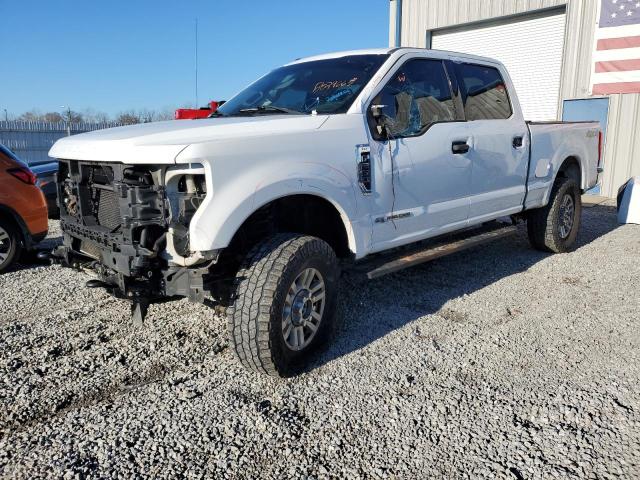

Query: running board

[365,225,518,280]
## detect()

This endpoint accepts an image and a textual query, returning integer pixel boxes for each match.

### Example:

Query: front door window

[374,59,456,138]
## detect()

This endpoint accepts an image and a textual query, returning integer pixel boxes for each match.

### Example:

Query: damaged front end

[52,160,217,322]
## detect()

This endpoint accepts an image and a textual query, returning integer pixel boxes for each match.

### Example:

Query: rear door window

[455,63,512,120]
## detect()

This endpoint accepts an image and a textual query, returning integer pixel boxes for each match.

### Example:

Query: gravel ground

[0,204,639,479]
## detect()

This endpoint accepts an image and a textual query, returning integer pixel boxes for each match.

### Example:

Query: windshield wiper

[237,105,305,115]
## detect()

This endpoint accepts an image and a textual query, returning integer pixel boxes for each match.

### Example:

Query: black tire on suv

[527,176,582,253]
[0,218,22,273]
[228,233,339,376]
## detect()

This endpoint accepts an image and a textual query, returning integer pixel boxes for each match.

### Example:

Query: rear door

[366,54,472,251]
[451,61,530,223]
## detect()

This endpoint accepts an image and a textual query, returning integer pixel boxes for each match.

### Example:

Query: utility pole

[195,18,199,107]
[61,105,72,136]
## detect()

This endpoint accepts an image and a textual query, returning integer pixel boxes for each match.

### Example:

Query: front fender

[186,159,360,254]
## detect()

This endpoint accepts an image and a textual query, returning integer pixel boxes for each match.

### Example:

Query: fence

[0,120,123,166]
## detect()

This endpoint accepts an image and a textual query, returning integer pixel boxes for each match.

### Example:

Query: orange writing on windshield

[312,77,358,94]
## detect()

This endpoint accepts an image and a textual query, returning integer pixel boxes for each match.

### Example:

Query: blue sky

[0,0,390,117]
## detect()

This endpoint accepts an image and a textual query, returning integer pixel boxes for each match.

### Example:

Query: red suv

[0,144,48,272]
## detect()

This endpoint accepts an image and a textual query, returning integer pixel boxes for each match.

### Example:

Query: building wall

[393,0,566,47]
[390,0,640,197]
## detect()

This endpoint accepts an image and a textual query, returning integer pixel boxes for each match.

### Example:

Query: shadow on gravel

[0,236,64,275]
[303,205,620,374]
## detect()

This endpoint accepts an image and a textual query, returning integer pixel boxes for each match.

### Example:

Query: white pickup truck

[49,48,602,376]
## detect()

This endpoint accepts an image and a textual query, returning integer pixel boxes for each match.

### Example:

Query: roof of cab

[288,47,503,67]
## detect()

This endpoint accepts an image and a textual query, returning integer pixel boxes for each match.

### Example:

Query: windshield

[216,54,389,116]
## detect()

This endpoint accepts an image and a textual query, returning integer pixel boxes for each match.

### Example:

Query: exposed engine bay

[52,160,216,320]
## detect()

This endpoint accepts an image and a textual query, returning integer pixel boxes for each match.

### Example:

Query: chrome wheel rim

[559,193,575,239]
[282,267,325,351]
[0,226,11,266]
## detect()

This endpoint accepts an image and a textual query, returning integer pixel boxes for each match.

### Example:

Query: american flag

[591,0,640,95]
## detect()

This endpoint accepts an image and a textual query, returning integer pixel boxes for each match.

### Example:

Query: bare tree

[94,111,111,123]
[18,110,44,121]
[82,108,111,123]
[116,107,177,124]
[42,112,64,123]
[17,110,80,123]
[155,108,176,121]
[67,110,84,123]
[138,109,156,123]
[116,111,141,125]
[13,104,187,125]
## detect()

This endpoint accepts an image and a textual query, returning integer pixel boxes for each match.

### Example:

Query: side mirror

[370,104,388,138]
[370,104,386,119]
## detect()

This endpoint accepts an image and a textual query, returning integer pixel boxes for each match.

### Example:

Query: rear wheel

[527,176,581,253]
[0,219,22,273]
[228,233,339,376]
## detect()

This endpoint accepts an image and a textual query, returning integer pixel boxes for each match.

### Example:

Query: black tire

[0,218,22,273]
[228,233,339,376]
[527,176,582,253]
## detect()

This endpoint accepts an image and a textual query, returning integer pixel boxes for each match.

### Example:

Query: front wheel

[527,176,582,253]
[228,233,339,376]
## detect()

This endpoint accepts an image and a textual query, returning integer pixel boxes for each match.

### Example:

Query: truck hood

[48,115,330,164]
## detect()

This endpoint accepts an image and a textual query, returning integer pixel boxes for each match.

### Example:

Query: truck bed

[525,121,600,210]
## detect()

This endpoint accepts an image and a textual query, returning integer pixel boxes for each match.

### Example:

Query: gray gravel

[0,204,639,479]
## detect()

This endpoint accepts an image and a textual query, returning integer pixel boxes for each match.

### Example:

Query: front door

[367,56,472,252]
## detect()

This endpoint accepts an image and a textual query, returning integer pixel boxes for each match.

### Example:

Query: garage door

[431,10,566,121]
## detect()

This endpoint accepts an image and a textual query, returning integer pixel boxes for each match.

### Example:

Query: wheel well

[224,194,351,260]
[557,156,582,189]
[0,206,26,246]
[210,195,351,299]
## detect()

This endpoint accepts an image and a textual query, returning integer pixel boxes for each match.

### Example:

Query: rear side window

[374,59,456,137]
[456,63,512,121]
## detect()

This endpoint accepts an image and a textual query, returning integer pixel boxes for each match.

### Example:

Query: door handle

[513,136,524,148]
[452,141,470,154]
